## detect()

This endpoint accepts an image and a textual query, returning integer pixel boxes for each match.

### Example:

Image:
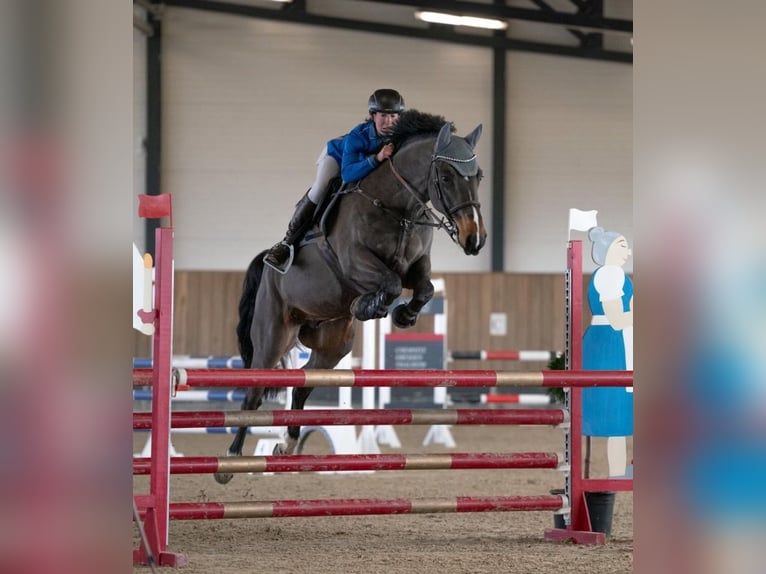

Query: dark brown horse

[215,111,486,484]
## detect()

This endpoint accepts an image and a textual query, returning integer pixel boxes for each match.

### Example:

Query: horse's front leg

[350,269,402,322]
[273,387,312,455]
[392,256,434,328]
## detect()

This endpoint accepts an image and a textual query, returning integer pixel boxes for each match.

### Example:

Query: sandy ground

[133,416,632,573]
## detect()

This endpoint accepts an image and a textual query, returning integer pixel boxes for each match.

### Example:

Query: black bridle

[429,155,482,220]
[381,156,482,244]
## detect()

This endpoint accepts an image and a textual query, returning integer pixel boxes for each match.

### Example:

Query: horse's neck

[377,138,433,206]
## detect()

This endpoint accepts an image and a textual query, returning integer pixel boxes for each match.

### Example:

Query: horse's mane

[388,110,455,148]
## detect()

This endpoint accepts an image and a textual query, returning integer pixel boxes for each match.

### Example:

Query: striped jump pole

[133,368,153,387]
[480,393,552,406]
[133,389,248,402]
[448,350,562,362]
[165,368,633,389]
[133,408,567,430]
[145,495,565,520]
[134,356,245,369]
[133,452,561,475]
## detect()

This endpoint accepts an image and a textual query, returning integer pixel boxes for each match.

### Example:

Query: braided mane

[388,110,455,148]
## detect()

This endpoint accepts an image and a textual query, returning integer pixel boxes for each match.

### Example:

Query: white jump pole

[365,317,400,448]
[421,279,455,447]
[357,319,384,452]
[375,279,454,448]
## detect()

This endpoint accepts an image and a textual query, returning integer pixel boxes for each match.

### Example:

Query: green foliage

[546,353,566,404]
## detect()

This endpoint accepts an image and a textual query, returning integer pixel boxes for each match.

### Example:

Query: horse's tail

[236,251,267,369]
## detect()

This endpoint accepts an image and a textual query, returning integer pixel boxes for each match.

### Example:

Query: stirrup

[264,242,294,275]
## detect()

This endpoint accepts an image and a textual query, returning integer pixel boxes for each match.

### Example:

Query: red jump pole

[132,408,568,429]
[168,368,632,389]
[133,452,561,475]
[449,350,561,361]
[150,495,565,520]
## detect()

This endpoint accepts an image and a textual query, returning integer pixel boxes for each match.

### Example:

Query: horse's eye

[441,175,451,183]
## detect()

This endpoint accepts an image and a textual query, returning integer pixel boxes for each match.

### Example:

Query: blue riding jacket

[327,120,386,184]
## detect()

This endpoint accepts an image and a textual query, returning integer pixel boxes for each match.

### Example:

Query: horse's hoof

[213,471,233,485]
[392,304,417,328]
[351,293,388,322]
[350,295,373,321]
[214,450,238,484]
[272,443,287,455]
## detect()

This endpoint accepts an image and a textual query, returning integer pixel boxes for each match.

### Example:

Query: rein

[384,159,460,242]
[350,137,481,246]
[351,166,441,231]
[388,157,481,244]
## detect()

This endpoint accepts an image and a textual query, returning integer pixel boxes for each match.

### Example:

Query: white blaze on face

[472,206,480,245]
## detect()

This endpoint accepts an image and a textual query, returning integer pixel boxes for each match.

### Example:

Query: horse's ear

[464,124,483,149]
[434,122,452,153]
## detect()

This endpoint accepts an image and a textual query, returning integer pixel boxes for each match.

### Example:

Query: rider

[264,88,405,271]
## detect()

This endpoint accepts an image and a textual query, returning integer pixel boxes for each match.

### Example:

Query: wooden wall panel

[133,271,591,368]
[173,271,244,357]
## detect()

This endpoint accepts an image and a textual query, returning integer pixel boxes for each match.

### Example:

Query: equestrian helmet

[368,89,405,114]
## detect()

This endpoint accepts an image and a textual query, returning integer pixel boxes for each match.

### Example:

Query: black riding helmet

[368,89,405,114]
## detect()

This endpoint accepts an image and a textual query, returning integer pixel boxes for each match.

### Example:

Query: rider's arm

[341,124,380,183]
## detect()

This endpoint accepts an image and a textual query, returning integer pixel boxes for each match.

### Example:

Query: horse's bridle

[385,154,482,244]
[430,152,482,229]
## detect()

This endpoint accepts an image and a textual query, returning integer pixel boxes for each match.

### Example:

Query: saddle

[300,177,347,245]
[295,178,366,293]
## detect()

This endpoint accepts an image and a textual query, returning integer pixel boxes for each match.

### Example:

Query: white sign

[489,313,507,336]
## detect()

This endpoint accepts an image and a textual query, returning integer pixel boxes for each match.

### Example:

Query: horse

[214,110,487,484]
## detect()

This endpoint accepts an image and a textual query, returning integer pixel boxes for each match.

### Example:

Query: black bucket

[551,489,566,529]
[551,490,616,537]
[553,512,566,529]
[584,491,616,537]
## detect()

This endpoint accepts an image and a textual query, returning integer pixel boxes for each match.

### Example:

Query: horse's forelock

[389,110,455,148]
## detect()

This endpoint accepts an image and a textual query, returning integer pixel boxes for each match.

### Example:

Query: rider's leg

[307,148,340,205]
[265,150,339,268]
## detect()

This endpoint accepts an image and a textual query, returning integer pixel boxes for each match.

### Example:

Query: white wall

[141,7,631,273]
[506,53,633,273]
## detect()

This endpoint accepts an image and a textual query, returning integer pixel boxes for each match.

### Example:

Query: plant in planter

[546,352,566,403]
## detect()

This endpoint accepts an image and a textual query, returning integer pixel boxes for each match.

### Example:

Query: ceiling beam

[165,0,631,64]
[524,0,588,43]
[373,0,632,33]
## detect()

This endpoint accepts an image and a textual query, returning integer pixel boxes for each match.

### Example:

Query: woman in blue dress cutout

[582,226,633,477]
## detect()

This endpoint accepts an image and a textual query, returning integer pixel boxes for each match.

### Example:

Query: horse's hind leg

[215,285,297,484]
[213,388,265,485]
[275,317,355,455]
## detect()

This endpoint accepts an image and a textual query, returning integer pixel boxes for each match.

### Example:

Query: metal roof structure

[136,0,632,64]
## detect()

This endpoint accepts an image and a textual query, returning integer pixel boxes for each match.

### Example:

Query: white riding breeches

[307,147,340,204]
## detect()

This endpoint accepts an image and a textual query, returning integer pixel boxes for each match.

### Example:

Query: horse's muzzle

[455,211,487,256]
[462,233,486,256]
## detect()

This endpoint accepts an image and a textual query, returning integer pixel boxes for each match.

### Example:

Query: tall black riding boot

[264,194,317,272]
